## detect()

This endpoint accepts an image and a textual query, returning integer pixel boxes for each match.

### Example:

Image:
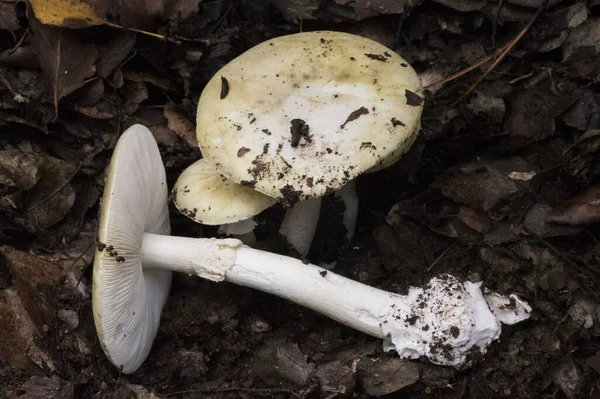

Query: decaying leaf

[0,288,56,372]
[0,151,78,231]
[7,375,74,398]
[503,80,580,141]
[552,355,584,398]
[0,1,20,31]
[164,104,196,147]
[563,18,600,61]
[440,167,519,212]
[330,0,411,20]
[96,32,137,79]
[122,81,149,115]
[29,0,107,29]
[313,361,356,396]
[269,0,319,23]
[253,336,315,386]
[548,186,600,226]
[29,14,98,119]
[358,357,419,396]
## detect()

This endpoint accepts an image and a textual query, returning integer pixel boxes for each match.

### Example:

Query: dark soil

[2,0,600,398]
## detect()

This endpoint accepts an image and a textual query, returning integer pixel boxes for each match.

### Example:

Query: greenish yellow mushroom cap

[172,158,277,225]
[196,30,423,204]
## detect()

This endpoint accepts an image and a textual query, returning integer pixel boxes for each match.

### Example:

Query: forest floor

[1,0,600,398]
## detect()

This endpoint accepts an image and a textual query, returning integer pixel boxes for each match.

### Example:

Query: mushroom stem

[279,198,322,257]
[140,232,530,367]
[141,232,387,337]
[227,246,390,338]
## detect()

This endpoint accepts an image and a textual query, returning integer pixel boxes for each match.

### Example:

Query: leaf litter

[2,0,600,398]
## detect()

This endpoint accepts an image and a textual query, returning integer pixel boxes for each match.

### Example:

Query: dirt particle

[262,128,272,135]
[319,270,327,277]
[391,117,405,127]
[280,184,304,207]
[340,107,369,128]
[306,177,314,187]
[360,142,376,150]
[290,118,311,147]
[220,76,229,99]
[116,256,125,262]
[240,180,256,188]
[237,147,251,157]
[405,90,423,106]
[450,326,460,338]
[364,53,387,62]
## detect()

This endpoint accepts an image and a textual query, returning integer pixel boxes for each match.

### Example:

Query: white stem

[141,232,390,338]
[140,233,530,367]
[335,180,358,241]
[141,233,241,282]
[279,197,322,257]
[227,247,391,338]
[218,218,257,246]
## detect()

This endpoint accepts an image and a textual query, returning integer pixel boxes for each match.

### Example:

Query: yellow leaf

[29,0,106,29]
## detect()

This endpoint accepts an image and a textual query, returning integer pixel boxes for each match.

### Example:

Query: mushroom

[94,124,530,374]
[171,158,276,244]
[172,30,423,258]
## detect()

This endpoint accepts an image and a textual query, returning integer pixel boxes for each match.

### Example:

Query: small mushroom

[171,158,276,244]
[94,125,530,374]
[174,31,424,258]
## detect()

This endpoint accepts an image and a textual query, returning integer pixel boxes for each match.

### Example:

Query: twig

[450,0,550,107]
[491,0,504,47]
[52,31,62,122]
[6,29,28,56]
[165,387,297,397]
[68,240,96,304]
[28,162,82,210]
[521,226,579,269]
[424,41,511,90]
[104,21,181,45]
[426,240,458,272]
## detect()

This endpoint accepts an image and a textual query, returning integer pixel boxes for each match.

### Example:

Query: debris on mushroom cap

[367,121,422,173]
[172,158,277,225]
[93,124,172,374]
[196,31,424,205]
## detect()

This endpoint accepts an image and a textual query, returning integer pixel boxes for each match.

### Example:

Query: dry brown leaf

[0,151,78,230]
[122,81,149,115]
[359,357,419,396]
[548,186,600,226]
[29,14,98,120]
[96,32,137,79]
[29,0,107,29]
[123,68,171,90]
[0,288,56,372]
[253,336,315,386]
[164,103,197,147]
[7,376,74,398]
[0,1,20,31]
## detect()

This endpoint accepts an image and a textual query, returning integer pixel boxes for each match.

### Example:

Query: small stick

[427,240,458,272]
[450,0,550,107]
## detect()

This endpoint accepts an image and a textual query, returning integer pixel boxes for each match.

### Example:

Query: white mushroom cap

[197,30,423,205]
[172,158,277,225]
[93,124,171,374]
